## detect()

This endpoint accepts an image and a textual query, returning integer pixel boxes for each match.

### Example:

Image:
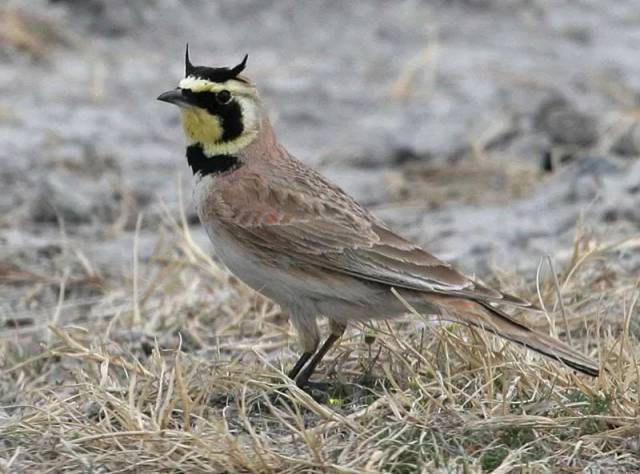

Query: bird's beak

[157,88,190,107]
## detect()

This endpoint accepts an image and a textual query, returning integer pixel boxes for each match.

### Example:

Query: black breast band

[186,144,241,176]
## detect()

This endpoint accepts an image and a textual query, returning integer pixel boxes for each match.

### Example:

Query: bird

[157,47,599,388]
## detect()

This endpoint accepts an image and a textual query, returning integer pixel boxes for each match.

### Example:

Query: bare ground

[1,1,639,472]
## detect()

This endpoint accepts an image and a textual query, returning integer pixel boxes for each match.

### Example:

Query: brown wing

[218,159,532,308]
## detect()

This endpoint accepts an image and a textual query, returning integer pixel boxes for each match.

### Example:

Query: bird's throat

[180,107,257,156]
[186,144,241,177]
[181,107,224,144]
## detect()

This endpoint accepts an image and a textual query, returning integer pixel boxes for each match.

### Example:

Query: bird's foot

[296,379,333,402]
[263,378,332,406]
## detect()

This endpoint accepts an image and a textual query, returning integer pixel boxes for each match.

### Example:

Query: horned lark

[158,48,599,388]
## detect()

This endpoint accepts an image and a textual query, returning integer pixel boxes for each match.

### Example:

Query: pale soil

[1,1,639,472]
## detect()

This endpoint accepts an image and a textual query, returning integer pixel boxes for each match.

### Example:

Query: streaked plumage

[158,48,599,387]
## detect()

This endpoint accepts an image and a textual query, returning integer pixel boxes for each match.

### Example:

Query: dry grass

[1,206,639,473]
[387,158,539,209]
[0,7,70,59]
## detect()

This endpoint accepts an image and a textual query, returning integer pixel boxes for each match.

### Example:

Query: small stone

[612,123,640,157]
[29,172,117,225]
[534,97,598,147]
[575,155,623,177]
[30,173,95,224]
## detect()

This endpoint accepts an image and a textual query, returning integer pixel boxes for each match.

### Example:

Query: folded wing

[218,163,534,309]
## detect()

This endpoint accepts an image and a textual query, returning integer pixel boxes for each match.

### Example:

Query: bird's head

[158,46,263,156]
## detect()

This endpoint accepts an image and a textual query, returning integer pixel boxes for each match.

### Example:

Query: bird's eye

[216,90,232,104]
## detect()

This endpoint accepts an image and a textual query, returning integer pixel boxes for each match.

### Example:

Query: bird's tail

[428,295,600,377]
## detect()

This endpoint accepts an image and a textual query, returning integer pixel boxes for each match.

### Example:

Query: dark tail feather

[432,295,600,377]
[476,301,600,377]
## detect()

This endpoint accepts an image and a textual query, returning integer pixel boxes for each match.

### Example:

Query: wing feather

[217,159,533,308]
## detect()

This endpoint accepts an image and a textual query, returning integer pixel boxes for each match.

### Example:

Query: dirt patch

[1,1,639,471]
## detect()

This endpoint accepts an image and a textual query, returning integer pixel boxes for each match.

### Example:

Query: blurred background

[1,0,639,324]
[2,3,640,470]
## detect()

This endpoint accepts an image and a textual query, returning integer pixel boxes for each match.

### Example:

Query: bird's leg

[287,312,320,380]
[295,321,346,389]
[287,351,313,380]
[294,334,339,388]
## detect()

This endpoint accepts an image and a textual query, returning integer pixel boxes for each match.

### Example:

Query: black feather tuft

[230,54,248,76]
[185,44,194,76]
[183,48,249,83]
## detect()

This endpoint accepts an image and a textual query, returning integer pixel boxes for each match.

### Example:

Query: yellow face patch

[181,107,224,144]
[177,76,261,155]
[180,105,259,156]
